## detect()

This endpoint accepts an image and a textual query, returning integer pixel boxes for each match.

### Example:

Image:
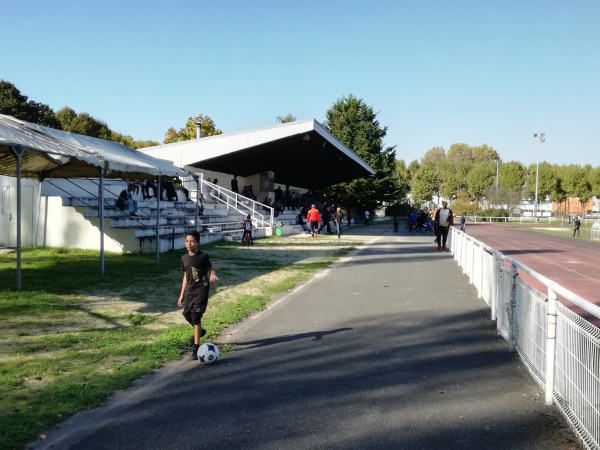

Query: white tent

[0,114,189,290]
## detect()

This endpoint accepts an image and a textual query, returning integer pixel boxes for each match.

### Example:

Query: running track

[463,222,600,323]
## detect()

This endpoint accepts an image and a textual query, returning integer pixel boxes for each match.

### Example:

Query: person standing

[573,216,581,237]
[460,213,466,232]
[434,200,453,252]
[318,206,332,234]
[333,207,344,238]
[364,210,371,227]
[178,231,218,360]
[242,214,254,245]
[231,175,239,194]
[346,209,352,227]
[307,204,321,239]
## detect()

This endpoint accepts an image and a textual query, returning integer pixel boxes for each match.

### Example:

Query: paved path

[29,229,580,450]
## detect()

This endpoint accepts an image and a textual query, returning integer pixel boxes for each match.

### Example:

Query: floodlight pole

[533,133,545,221]
[195,117,203,139]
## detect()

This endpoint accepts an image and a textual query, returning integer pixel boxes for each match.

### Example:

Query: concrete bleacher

[42,178,268,253]
[40,179,340,253]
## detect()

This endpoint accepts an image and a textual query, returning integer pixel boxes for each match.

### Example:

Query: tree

[589,166,600,198]
[411,163,437,205]
[484,185,522,213]
[322,95,404,212]
[276,114,296,123]
[55,106,77,130]
[472,144,500,162]
[446,143,472,163]
[164,114,222,144]
[421,146,446,165]
[525,162,555,203]
[499,161,526,191]
[0,80,61,128]
[466,162,495,201]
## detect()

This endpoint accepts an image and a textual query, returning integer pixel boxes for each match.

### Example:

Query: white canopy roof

[0,114,188,179]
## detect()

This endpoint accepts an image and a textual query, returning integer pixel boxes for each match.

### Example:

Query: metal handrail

[200,179,275,228]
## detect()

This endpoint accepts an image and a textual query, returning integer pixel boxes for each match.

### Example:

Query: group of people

[302,204,345,239]
[116,177,195,217]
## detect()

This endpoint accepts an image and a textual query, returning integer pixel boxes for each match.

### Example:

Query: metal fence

[451,228,600,450]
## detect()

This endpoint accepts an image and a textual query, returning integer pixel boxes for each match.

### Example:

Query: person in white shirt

[364,210,371,227]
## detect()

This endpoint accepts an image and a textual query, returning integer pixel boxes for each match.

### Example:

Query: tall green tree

[55,107,112,140]
[466,162,495,201]
[525,162,555,202]
[411,162,437,204]
[0,80,60,128]
[499,161,526,191]
[322,95,404,212]
[164,114,222,143]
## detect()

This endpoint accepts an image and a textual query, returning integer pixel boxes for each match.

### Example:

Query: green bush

[476,209,509,222]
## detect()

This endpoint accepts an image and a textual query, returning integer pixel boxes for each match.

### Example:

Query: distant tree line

[398,145,600,216]
[3,80,598,215]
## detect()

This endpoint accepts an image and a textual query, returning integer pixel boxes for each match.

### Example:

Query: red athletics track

[463,222,600,324]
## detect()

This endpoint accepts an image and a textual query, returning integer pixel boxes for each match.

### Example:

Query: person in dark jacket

[434,200,453,252]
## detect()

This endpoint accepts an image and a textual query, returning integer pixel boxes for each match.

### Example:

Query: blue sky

[2,0,599,167]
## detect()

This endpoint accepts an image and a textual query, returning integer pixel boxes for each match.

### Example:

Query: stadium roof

[141,119,374,190]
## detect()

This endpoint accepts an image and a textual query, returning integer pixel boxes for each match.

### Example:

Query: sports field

[464,222,600,320]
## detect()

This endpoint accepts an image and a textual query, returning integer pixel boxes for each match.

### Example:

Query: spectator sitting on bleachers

[116,184,138,216]
[262,197,273,211]
[274,199,285,217]
[296,213,310,233]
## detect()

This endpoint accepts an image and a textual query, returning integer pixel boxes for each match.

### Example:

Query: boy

[178,231,219,360]
[242,214,254,245]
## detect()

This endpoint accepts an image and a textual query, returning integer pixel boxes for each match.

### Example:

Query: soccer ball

[197,343,219,364]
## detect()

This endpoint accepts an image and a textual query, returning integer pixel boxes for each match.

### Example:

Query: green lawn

[0,236,358,449]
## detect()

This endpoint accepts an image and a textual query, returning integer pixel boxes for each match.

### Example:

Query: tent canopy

[141,119,374,190]
[0,114,188,180]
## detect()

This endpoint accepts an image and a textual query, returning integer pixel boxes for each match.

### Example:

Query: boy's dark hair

[185,231,201,241]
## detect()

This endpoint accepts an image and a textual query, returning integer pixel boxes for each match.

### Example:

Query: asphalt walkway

[29,227,580,450]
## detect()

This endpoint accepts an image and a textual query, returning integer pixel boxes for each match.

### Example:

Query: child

[242,214,254,245]
[178,231,219,360]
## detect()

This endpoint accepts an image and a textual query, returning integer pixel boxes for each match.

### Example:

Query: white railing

[193,178,274,229]
[451,228,600,450]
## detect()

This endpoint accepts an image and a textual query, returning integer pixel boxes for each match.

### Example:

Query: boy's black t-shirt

[181,251,212,302]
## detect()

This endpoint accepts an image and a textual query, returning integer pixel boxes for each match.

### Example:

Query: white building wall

[0,175,40,248]
[37,196,128,253]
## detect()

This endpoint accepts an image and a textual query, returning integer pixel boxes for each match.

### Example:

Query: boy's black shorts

[183,294,208,325]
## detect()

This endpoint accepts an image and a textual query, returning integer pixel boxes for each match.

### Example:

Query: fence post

[507,263,518,352]
[545,288,558,405]
[491,253,499,321]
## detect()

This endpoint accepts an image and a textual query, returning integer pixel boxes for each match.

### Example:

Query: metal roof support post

[98,167,105,275]
[9,145,23,291]
[192,174,200,232]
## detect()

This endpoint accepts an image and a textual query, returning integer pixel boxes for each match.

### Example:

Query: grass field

[0,236,358,449]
